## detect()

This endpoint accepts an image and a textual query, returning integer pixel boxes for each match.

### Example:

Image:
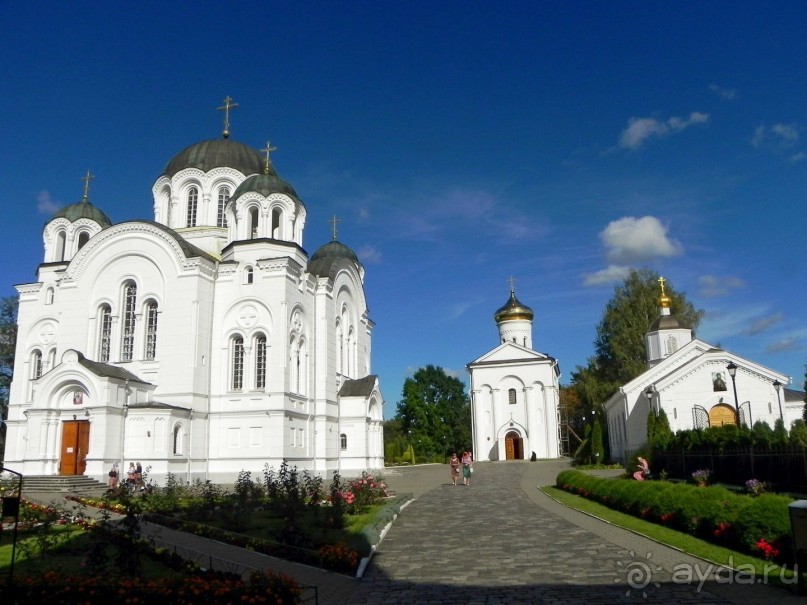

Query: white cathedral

[468,287,562,461]
[605,278,802,463]
[4,101,385,484]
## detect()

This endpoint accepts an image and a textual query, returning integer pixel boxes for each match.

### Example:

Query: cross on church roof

[81,170,94,203]
[329,214,341,241]
[260,141,277,173]
[217,96,239,138]
[508,275,516,293]
[658,276,667,295]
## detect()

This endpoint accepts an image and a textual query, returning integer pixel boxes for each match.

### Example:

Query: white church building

[4,101,384,484]
[605,278,802,463]
[468,287,562,461]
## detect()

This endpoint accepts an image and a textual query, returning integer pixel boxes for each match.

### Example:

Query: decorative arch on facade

[172,422,184,455]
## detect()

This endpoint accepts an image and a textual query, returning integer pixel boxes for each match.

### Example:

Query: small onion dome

[51,200,112,227]
[231,172,303,207]
[494,290,534,323]
[659,291,672,309]
[308,240,361,277]
[162,138,264,178]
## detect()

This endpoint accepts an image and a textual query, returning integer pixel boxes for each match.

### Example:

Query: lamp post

[727,362,741,426]
[773,380,784,422]
[645,386,654,413]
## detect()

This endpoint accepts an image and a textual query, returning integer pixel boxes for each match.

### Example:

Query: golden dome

[494,290,534,323]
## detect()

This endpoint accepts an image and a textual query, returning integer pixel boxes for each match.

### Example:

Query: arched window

[255,334,267,389]
[47,348,56,371]
[55,231,66,261]
[98,304,112,362]
[271,208,282,238]
[508,388,517,405]
[340,433,347,450]
[173,423,183,455]
[31,350,43,379]
[217,186,229,228]
[45,287,54,305]
[244,266,254,284]
[121,282,137,361]
[249,207,259,238]
[231,335,244,390]
[186,186,198,227]
[77,231,90,251]
[665,335,678,356]
[144,300,158,360]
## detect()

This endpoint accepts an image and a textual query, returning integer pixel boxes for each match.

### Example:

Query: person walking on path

[449,452,460,486]
[461,451,473,486]
[108,462,120,489]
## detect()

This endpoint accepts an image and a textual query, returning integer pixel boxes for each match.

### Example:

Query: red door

[60,420,90,475]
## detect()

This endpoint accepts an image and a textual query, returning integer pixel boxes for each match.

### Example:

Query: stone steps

[18,475,109,498]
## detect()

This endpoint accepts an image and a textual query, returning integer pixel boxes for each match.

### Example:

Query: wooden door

[505,431,519,460]
[60,420,90,475]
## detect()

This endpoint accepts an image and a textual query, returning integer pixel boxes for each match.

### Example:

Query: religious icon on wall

[712,372,727,392]
[73,390,83,405]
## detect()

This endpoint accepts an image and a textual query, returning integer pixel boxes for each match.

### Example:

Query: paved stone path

[20,461,804,604]
[345,461,802,605]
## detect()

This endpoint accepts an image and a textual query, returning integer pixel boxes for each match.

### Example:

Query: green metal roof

[231,172,302,204]
[308,240,361,277]
[162,138,264,178]
[51,201,112,227]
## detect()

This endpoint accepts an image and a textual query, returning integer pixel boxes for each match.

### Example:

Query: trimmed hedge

[556,470,794,563]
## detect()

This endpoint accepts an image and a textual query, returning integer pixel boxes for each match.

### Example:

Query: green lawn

[541,485,798,587]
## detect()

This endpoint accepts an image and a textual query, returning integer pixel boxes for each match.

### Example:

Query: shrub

[733,494,793,561]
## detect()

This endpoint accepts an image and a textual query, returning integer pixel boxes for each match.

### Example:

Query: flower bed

[556,469,794,564]
[4,569,302,604]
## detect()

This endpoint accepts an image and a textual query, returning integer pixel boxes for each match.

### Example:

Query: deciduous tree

[394,365,471,460]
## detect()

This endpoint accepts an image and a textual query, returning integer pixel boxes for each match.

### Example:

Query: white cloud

[37,190,60,214]
[752,123,800,149]
[619,112,709,149]
[600,216,683,264]
[744,312,784,336]
[697,275,746,298]
[790,151,807,163]
[356,244,382,264]
[765,338,801,354]
[709,84,738,100]
[582,264,631,286]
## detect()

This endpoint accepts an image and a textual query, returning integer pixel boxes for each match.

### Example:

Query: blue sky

[2,2,805,418]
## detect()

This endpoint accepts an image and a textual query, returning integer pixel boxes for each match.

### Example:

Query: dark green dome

[163,138,264,178]
[51,201,112,227]
[232,171,301,203]
[308,240,361,277]
[494,290,534,323]
[310,240,360,264]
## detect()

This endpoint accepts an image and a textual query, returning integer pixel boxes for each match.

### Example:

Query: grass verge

[540,485,799,589]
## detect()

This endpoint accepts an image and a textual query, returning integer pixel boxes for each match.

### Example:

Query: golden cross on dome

[508,275,516,292]
[217,96,239,138]
[81,170,95,202]
[658,276,667,295]
[260,141,277,172]
[329,214,341,241]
